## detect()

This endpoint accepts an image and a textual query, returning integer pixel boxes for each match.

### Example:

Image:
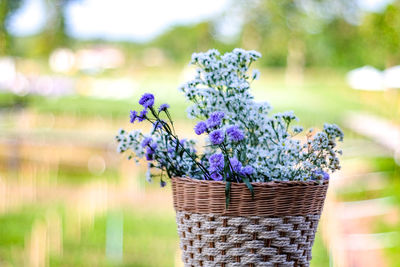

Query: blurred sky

[9,0,230,41]
[8,0,395,42]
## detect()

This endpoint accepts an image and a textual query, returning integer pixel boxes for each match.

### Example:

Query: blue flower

[130,110,138,123]
[158,103,170,112]
[241,165,254,176]
[206,111,225,128]
[226,125,244,142]
[314,170,329,180]
[210,172,223,181]
[209,153,224,171]
[141,137,152,148]
[139,93,155,108]
[194,121,207,135]
[138,109,148,122]
[209,129,224,145]
[229,157,242,172]
[160,180,167,187]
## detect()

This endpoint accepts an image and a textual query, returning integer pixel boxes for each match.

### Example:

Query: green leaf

[175,139,180,154]
[242,176,254,200]
[239,149,246,163]
[165,168,172,178]
[164,135,169,150]
[223,167,227,182]
[165,110,175,133]
[223,155,230,177]
[224,156,234,180]
[225,181,231,209]
[204,144,216,148]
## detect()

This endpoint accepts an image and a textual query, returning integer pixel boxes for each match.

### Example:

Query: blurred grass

[335,156,400,267]
[311,232,330,267]
[0,205,328,267]
[0,208,37,266]
[1,68,398,266]
[1,68,399,126]
[55,167,120,185]
[336,157,400,202]
[372,158,400,267]
[0,206,178,267]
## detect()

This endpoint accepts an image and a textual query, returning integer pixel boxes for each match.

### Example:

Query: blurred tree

[236,0,359,75]
[306,18,364,69]
[360,1,400,68]
[37,0,80,55]
[151,22,234,64]
[0,0,24,55]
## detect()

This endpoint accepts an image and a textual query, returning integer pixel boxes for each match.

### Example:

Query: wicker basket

[172,177,329,267]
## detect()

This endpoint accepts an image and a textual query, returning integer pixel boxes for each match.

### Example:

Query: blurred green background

[0,0,400,266]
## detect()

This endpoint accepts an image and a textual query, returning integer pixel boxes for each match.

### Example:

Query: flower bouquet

[116,49,343,266]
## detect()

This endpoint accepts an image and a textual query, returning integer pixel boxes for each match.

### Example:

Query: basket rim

[171,177,329,216]
[172,176,329,187]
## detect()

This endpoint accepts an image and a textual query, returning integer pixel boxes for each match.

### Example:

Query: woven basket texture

[172,177,329,267]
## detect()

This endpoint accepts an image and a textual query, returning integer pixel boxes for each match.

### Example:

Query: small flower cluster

[193,111,253,183]
[116,49,343,192]
[179,49,343,183]
[116,93,205,187]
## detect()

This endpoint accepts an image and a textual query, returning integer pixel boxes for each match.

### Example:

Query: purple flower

[138,109,147,122]
[314,170,329,180]
[151,142,158,151]
[145,152,154,161]
[139,93,155,108]
[226,125,244,142]
[206,111,225,128]
[209,153,224,171]
[194,121,207,135]
[130,110,138,123]
[167,148,174,156]
[160,180,167,187]
[158,103,170,112]
[209,129,224,145]
[153,120,163,131]
[229,157,242,172]
[145,143,158,161]
[241,165,254,176]
[141,137,152,148]
[210,172,223,181]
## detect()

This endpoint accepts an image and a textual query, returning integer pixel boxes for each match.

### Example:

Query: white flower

[116,48,343,182]
[145,168,152,183]
[252,69,260,80]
